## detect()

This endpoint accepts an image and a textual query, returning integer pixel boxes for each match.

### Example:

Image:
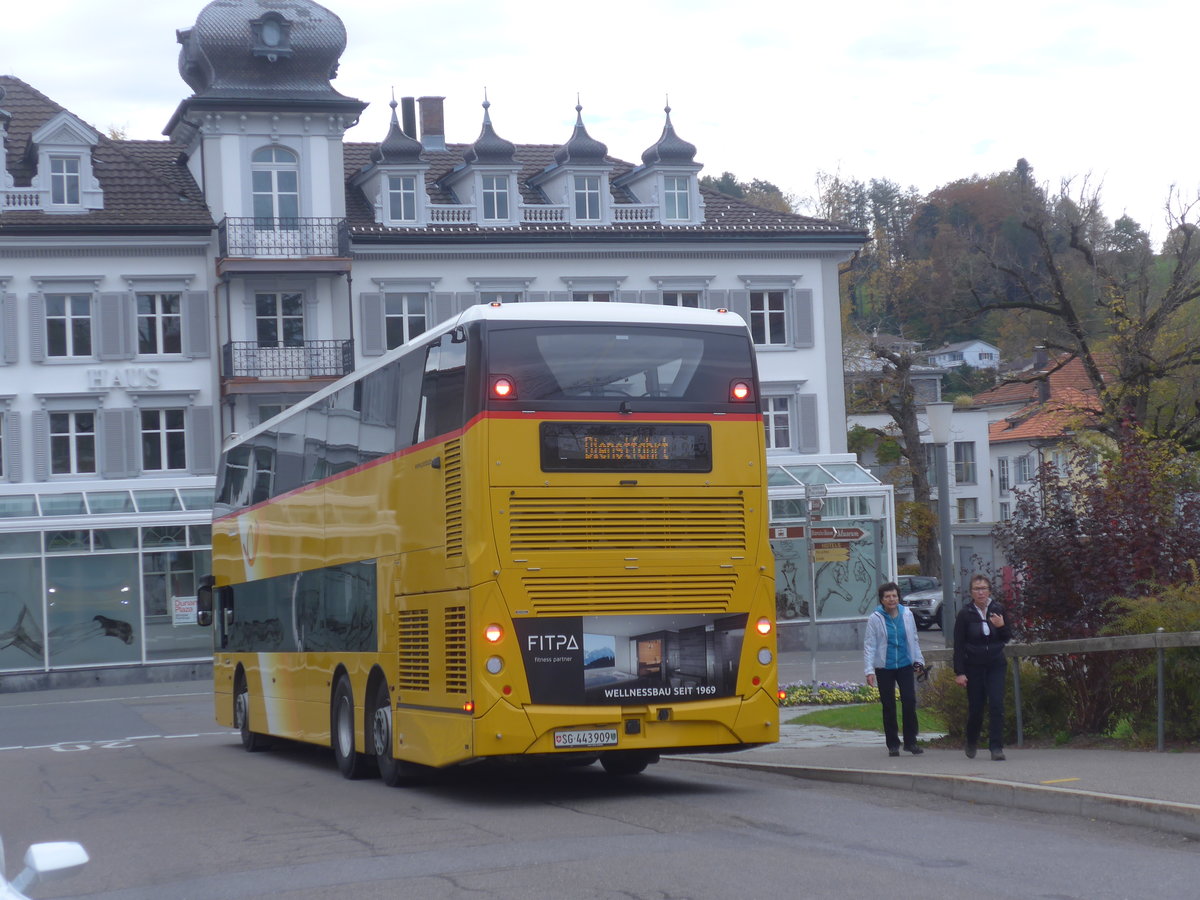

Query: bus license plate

[554,728,618,749]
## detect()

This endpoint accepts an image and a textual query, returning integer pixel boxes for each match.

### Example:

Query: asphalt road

[3,681,1199,900]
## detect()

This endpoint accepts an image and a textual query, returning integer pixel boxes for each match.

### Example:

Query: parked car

[1,837,88,900]
[896,575,944,630]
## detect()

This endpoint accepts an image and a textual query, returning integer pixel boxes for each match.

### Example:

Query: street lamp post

[925,401,956,646]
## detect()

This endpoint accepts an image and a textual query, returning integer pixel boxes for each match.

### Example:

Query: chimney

[418,96,445,151]
[400,97,417,140]
[1033,345,1048,369]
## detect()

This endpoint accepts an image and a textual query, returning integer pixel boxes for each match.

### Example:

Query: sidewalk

[680,721,1200,839]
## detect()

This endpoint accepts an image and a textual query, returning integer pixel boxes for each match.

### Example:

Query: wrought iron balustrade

[222,340,354,379]
[218,217,350,258]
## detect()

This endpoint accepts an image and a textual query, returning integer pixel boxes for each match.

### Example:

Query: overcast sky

[5,0,1194,242]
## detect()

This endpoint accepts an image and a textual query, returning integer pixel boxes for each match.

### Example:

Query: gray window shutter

[29,294,45,363]
[3,412,21,481]
[527,292,548,303]
[454,291,476,312]
[97,293,134,360]
[640,290,662,305]
[183,291,211,358]
[32,410,49,481]
[360,293,384,357]
[792,289,814,348]
[189,405,217,475]
[707,289,728,310]
[432,292,456,324]
[550,291,569,303]
[2,294,17,363]
[727,290,750,322]
[101,408,138,478]
[618,291,639,303]
[797,393,820,454]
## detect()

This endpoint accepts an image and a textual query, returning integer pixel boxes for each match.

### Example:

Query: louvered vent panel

[508,495,746,552]
[444,605,468,694]
[522,574,736,616]
[397,608,430,691]
[444,439,464,561]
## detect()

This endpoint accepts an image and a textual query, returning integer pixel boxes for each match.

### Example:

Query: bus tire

[332,676,369,779]
[600,751,657,776]
[235,675,269,752]
[372,681,424,787]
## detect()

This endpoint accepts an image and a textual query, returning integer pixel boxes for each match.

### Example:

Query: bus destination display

[540,423,712,472]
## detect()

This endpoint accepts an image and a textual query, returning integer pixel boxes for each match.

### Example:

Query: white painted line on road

[2,731,237,753]
[1,691,212,709]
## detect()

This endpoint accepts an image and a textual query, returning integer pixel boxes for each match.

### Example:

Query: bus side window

[395,349,425,452]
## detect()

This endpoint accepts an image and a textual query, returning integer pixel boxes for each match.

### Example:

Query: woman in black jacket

[953,574,1012,760]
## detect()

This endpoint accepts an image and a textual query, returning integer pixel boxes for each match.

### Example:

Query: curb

[676,757,1200,840]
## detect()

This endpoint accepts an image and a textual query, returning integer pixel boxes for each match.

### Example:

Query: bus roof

[222,301,750,451]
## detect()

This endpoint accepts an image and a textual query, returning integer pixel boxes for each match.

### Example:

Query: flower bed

[779,681,879,706]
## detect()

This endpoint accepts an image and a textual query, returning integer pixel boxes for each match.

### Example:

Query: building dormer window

[50,157,81,206]
[388,174,418,223]
[574,175,602,221]
[663,175,690,220]
[481,175,509,221]
[251,13,293,61]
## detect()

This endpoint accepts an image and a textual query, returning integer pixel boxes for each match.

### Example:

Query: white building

[926,339,1001,370]
[1,0,871,685]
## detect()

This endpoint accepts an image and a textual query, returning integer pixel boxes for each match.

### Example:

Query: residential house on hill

[926,339,1000,370]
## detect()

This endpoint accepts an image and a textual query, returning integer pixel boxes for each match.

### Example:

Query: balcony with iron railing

[222,340,354,381]
[218,217,350,259]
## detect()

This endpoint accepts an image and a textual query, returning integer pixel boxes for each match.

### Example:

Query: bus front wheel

[235,676,269,752]
[331,676,369,779]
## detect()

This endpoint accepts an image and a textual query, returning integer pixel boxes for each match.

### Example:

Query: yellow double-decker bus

[199,301,778,782]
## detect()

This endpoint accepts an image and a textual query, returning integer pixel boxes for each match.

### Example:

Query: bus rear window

[485,324,756,410]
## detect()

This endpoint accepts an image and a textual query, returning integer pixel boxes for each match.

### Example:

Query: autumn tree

[701,172,797,213]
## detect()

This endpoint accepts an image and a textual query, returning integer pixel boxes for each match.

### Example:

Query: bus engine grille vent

[397,609,430,691]
[521,574,736,615]
[444,605,468,694]
[507,495,747,552]
[443,439,464,562]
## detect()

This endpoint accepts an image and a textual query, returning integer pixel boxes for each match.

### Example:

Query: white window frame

[662,290,701,307]
[999,501,1011,522]
[997,456,1010,494]
[663,174,690,220]
[136,292,183,356]
[383,292,428,349]
[572,291,611,302]
[251,146,300,227]
[954,441,977,484]
[481,174,510,222]
[573,174,603,221]
[50,156,82,206]
[750,290,788,346]
[763,396,792,451]
[387,174,419,223]
[255,291,305,348]
[140,408,188,472]
[956,496,979,524]
[1015,453,1034,484]
[45,293,93,358]
[50,410,97,475]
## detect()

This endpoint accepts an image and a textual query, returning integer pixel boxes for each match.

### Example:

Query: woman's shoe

[991,749,1006,761]
[965,743,977,759]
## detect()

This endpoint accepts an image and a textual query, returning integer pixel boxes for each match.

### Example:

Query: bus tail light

[777,689,787,702]
[490,376,517,399]
[463,700,475,713]
[484,624,504,643]
[755,617,772,635]
[730,380,754,402]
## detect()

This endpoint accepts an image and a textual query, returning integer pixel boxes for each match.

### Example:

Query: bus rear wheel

[372,681,425,787]
[600,751,657,776]
[235,675,269,752]
[331,676,369,779]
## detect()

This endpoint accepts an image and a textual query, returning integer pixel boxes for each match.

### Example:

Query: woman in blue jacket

[863,581,926,756]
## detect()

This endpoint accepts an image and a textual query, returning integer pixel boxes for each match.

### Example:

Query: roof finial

[389,86,397,114]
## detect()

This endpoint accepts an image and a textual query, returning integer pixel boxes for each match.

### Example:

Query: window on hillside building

[573,175,602,220]
[481,175,509,220]
[46,294,92,358]
[137,293,183,355]
[50,156,81,206]
[763,396,791,450]
[750,291,787,345]
[255,292,304,348]
[997,457,1009,494]
[663,175,690,220]
[384,292,427,349]
[50,411,96,474]
[1015,454,1034,484]
[956,497,979,523]
[388,174,418,222]
[954,441,976,484]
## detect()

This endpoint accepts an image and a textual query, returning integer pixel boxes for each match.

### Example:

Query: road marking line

[1041,777,1081,784]
[1,731,237,753]
[1,691,212,709]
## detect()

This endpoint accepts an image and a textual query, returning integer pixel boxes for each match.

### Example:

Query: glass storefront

[0,486,213,674]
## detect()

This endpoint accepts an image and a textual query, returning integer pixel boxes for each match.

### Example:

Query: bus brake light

[484,623,504,643]
[730,380,753,402]
[491,376,516,399]
[755,617,772,635]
